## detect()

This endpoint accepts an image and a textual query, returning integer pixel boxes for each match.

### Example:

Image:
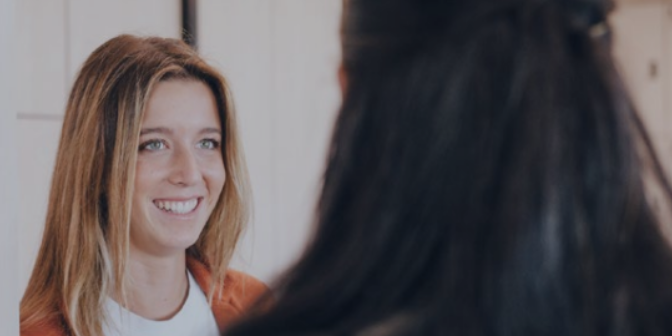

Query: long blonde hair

[20,35,251,336]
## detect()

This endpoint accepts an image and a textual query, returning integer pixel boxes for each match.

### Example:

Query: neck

[119,247,189,321]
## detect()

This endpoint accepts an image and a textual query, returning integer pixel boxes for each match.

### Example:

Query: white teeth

[155,198,198,214]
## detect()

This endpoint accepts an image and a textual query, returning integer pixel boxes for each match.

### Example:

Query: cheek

[203,160,226,194]
[133,159,164,198]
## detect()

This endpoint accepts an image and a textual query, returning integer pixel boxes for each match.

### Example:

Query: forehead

[142,79,221,129]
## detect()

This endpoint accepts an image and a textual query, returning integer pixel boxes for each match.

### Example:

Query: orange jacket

[21,257,268,336]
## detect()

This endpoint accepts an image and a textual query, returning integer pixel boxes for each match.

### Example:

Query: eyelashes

[197,138,220,150]
[139,139,166,151]
[138,138,221,152]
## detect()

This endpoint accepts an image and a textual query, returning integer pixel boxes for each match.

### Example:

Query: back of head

[228,0,672,335]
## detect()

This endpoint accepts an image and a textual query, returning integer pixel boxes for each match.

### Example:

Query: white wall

[199,0,342,281]
[611,0,672,237]
[16,0,342,295]
[1,0,20,334]
[611,1,671,173]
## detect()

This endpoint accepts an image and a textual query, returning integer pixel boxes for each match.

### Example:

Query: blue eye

[139,139,166,151]
[198,139,220,150]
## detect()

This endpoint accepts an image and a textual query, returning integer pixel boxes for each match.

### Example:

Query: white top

[103,271,220,336]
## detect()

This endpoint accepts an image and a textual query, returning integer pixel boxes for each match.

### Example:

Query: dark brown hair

[228,0,672,335]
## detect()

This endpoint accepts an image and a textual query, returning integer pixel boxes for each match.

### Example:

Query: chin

[154,224,205,252]
[171,229,206,249]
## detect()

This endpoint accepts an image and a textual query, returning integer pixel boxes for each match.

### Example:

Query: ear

[338,63,347,95]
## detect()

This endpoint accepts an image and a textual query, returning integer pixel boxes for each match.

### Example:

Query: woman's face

[130,79,226,257]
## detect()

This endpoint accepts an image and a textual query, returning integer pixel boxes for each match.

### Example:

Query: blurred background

[1,0,671,334]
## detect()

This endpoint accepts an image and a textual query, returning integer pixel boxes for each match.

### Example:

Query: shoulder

[208,269,270,330]
[21,328,65,336]
[187,257,269,309]
[220,269,269,310]
[21,317,68,336]
[187,257,270,329]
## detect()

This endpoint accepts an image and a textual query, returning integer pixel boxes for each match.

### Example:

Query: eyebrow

[199,128,223,136]
[140,127,172,136]
[139,127,222,136]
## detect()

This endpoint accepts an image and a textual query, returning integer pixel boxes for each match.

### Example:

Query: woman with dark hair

[227,0,672,335]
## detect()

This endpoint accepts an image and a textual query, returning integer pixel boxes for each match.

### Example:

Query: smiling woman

[132,80,226,261]
[19,35,267,336]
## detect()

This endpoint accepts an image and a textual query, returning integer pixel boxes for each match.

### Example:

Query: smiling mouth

[153,198,201,215]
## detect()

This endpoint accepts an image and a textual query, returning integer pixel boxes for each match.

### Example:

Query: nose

[168,145,202,186]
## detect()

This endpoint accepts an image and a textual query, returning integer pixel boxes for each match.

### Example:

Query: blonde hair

[20,35,250,336]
